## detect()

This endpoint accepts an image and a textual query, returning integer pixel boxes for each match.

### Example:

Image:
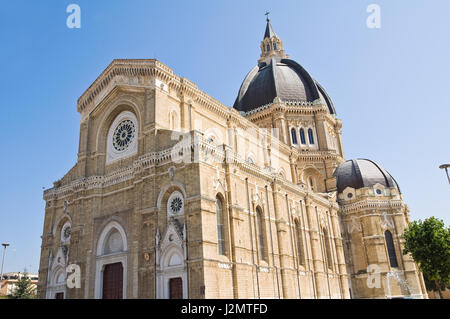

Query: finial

[265,11,270,22]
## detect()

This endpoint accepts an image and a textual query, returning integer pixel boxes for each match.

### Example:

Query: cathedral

[38,19,428,299]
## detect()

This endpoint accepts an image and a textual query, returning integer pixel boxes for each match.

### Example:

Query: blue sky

[0,0,448,274]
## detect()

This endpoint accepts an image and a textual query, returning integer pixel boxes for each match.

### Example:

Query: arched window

[295,220,305,265]
[308,129,315,145]
[273,42,278,50]
[169,111,178,131]
[256,207,267,261]
[291,128,298,144]
[309,177,314,191]
[385,230,398,267]
[323,228,333,270]
[216,196,226,255]
[300,129,306,145]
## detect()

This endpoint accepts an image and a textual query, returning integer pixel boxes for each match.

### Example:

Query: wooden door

[102,262,123,299]
[55,292,64,299]
[169,277,183,299]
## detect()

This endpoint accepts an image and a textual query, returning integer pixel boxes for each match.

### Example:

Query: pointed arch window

[273,42,278,50]
[300,129,306,145]
[385,230,398,267]
[266,44,270,51]
[216,196,226,255]
[308,129,315,145]
[291,128,298,145]
[295,220,305,266]
[256,207,267,261]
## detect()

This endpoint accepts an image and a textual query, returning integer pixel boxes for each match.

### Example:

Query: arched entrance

[95,221,128,299]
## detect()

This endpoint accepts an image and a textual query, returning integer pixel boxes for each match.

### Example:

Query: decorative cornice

[339,199,404,214]
[242,98,330,122]
[44,133,336,210]
[77,59,238,122]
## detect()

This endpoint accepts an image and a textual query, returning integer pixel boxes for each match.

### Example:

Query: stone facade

[38,22,427,299]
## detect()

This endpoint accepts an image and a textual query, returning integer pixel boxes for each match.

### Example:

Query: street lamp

[439,164,450,185]
[1,243,10,293]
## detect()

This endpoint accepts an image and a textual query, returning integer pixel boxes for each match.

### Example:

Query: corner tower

[334,159,428,299]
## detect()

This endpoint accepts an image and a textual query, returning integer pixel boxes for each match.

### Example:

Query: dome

[333,159,400,194]
[233,20,336,115]
[233,58,336,114]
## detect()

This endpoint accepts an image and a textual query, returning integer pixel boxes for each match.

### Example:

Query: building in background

[38,19,428,299]
[0,272,38,297]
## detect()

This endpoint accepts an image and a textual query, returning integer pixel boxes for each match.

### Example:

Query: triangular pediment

[159,219,184,252]
[51,246,68,270]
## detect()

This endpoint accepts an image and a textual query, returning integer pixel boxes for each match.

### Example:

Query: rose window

[63,226,71,240]
[61,223,71,242]
[167,191,184,217]
[170,197,183,214]
[113,120,136,151]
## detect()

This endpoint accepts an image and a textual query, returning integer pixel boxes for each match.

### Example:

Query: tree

[402,217,450,299]
[8,270,36,299]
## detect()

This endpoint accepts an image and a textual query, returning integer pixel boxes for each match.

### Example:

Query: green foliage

[7,270,36,299]
[402,217,450,295]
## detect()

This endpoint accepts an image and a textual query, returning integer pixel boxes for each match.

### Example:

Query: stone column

[289,156,298,184]
[224,146,239,298]
[313,112,329,151]
[270,182,288,298]
[329,208,350,298]
[304,197,326,298]
[179,96,192,132]
[335,119,344,157]
[272,109,287,145]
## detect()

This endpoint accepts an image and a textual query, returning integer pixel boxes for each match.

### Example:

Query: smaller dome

[333,159,400,193]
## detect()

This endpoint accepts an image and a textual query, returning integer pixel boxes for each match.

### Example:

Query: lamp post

[439,164,450,185]
[1,243,10,294]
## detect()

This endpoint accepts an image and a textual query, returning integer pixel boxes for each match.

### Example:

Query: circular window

[167,191,184,216]
[113,120,136,151]
[376,189,382,195]
[61,223,71,242]
[106,111,138,164]
[347,193,353,199]
[170,197,183,213]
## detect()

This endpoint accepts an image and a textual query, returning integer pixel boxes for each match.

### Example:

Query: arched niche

[96,221,128,257]
[301,167,325,193]
[156,230,188,299]
[94,220,128,299]
[94,98,142,168]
